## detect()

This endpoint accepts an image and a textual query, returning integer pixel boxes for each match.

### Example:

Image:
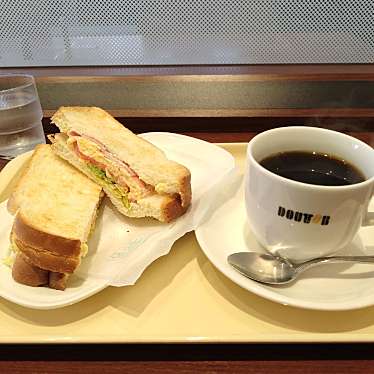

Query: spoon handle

[294,255,374,273]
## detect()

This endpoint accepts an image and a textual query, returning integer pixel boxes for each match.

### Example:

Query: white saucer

[195,177,374,311]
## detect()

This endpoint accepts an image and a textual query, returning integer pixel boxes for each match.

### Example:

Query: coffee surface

[260,151,365,186]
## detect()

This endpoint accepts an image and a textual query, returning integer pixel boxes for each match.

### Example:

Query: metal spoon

[227,252,374,285]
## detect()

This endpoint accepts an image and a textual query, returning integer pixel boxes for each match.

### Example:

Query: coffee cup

[245,126,374,261]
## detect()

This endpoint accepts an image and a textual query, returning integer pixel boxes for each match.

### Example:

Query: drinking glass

[0,74,45,160]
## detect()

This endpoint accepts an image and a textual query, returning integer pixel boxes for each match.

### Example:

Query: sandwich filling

[66,131,154,208]
[3,241,18,267]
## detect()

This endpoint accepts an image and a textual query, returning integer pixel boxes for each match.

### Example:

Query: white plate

[0,199,110,310]
[0,132,235,309]
[195,177,374,311]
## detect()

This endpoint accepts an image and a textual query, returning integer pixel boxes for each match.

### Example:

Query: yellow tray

[1,143,374,343]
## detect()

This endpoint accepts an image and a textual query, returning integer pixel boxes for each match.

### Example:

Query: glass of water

[0,74,45,160]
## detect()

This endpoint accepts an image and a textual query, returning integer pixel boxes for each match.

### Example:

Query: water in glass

[0,75,45,160]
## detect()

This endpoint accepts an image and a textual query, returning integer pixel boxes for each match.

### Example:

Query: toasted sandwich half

[7,145,103,290]
[50,107,191,223]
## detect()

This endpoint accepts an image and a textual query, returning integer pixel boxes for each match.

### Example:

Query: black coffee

[260,151,366,186]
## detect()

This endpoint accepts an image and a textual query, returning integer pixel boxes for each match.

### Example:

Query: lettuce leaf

[87,164,130,209]
[87,164,111,183]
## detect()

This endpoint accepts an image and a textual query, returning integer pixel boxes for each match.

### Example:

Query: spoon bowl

[227,252,374,285]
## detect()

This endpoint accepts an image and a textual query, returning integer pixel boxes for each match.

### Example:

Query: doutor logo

[278,206,330,226]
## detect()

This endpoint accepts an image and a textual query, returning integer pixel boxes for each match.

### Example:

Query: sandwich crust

[49,272,69,290]
[12,212,81,257]
[12,253,49,287]
[14,237,80,274]
[160,195,188,223]
[7,144,45,215]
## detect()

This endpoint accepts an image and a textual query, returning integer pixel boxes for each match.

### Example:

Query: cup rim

[0,74,36,94]
[247,126,374,191]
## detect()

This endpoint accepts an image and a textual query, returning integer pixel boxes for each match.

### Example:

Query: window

[1,0,373,67]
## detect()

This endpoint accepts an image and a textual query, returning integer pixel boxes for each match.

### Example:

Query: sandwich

[6,145,103,290]
[49,106,191,223]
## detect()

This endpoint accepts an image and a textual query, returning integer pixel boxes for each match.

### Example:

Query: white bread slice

[7,145,103,288]
[51,106,191,208]
[51,134,186,223]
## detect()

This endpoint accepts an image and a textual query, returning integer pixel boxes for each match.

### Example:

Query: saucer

[195,177,374,311]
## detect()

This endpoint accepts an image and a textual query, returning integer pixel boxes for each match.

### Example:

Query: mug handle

[363,191,374,226]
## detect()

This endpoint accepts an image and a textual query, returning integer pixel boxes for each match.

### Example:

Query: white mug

[245,127,374,261]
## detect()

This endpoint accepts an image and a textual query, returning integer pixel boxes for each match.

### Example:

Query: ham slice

[68,130,136,176]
